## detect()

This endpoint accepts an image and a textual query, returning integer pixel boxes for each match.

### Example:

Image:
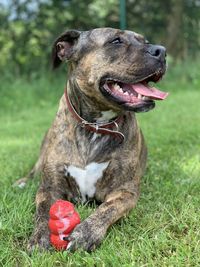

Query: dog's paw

[64,219,106,252]
[27,231,50,252]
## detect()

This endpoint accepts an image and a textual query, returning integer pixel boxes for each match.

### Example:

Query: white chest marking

[67,162,109,202]
[96,110,117,123]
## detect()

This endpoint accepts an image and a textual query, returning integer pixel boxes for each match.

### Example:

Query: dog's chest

[66,161,109,202]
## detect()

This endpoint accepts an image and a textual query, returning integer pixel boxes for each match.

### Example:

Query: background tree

[0,0,199,76]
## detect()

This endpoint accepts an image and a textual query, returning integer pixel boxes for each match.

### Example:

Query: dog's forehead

[124,30,144,40]
[86,28,143,45]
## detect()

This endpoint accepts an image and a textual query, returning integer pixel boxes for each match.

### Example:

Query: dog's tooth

[119,88,123,93]
[124,91,129,95]
[138,94,142,99]
[142,96,145,100]
[114,83,122,91]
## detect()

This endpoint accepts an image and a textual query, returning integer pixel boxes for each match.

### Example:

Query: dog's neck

[67,79,120,123]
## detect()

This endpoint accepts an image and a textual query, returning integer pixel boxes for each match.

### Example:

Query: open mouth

[100,71,169,112]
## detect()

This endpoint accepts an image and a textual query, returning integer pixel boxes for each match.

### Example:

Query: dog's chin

[121,101,155,112]
[99,71,168,113]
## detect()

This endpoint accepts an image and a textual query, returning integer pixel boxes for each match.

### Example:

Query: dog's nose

[147,45,166,60]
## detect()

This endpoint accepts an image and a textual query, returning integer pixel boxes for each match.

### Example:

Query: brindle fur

[15,28,166,252]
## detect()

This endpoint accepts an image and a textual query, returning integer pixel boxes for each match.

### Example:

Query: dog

[16,28,168,252]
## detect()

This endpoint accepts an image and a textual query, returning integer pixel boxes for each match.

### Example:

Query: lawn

[0,63,200,267]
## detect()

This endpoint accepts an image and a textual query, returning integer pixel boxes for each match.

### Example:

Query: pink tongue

[131,83,168,100]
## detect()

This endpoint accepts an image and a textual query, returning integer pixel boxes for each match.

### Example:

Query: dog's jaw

[68,78,122,124]
[98,69,168,112]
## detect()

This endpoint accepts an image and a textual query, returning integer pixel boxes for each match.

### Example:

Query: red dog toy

[48,199,81,250]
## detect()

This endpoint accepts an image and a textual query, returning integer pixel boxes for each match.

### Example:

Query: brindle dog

[16,28,168,252]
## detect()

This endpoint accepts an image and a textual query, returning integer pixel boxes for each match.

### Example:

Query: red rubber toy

[48,199,81,250]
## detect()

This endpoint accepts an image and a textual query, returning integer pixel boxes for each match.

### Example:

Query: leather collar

[64,89,125,143]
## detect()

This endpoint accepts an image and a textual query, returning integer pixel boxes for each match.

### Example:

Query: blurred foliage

[0,0,200,77]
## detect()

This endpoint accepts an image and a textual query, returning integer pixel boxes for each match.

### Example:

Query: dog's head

[52,28,168,113]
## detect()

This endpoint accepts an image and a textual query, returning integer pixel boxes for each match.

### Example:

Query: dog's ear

[52,30,81,69]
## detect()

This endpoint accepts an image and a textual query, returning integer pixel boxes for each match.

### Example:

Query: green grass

[0,63,200,267]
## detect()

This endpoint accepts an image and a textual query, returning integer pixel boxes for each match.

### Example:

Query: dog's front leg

[28,177,66,251]
[66,190,139,252]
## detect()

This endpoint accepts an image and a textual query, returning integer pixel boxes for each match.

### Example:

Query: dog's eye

[110,37,123,44]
